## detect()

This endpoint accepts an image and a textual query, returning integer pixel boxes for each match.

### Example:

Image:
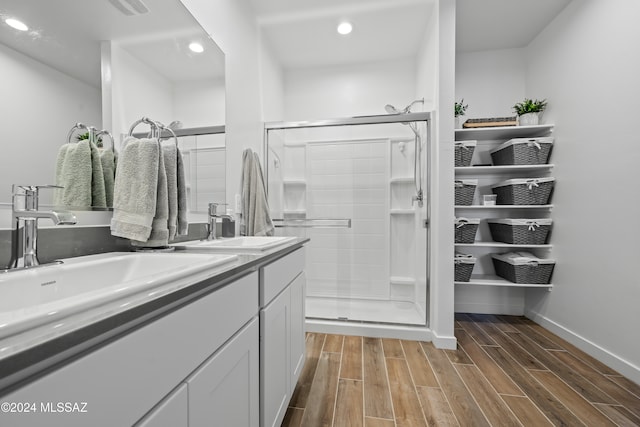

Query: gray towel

[241,148,274,236]
[53,140,106,208]
[89,142,107,208]
[100,149,116,208]
[133,144,169,248]
[176,147,188,236]
[161,141,178,240]
[110,137,159,241]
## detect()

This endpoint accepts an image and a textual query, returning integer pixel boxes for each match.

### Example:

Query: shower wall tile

[305,140,390,300]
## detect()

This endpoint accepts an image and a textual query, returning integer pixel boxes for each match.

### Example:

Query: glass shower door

[266,115,429,327]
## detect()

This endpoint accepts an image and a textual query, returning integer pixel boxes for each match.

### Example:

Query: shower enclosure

[265,112,431,334]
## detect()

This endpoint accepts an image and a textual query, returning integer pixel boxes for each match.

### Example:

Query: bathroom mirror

[0,0,225,211]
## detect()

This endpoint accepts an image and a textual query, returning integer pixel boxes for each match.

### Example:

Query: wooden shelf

[455,164,554,175]
[455,124,554,141]
[455,204,553,209]
[454,274,553,288]
[455,242,552,249]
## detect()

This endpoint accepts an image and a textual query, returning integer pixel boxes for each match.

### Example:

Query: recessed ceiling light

[337,21,353,35]
[5,18,28,32]
[189,42,204,53]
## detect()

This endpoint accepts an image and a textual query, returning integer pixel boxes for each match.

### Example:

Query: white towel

[110,137,159,241]
[53,140,106,208]
[240,148,274,236]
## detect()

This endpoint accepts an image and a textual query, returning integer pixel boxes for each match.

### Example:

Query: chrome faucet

[207,202,232,240]
[9,185,77,269]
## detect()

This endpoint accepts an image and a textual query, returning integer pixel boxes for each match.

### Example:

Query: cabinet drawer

[260,247,305,306]
[3,272,259,427]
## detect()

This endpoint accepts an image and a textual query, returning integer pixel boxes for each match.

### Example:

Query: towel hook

[67,123,110,149]
[96,129,115,153]
[156,121,179,148]
[128,117,160,138]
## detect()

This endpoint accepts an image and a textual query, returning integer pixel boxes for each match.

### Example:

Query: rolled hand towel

[110,137,159,242]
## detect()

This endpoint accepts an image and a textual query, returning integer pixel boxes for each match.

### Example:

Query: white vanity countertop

[0,237,309,392]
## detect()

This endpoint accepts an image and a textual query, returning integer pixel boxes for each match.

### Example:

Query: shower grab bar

[272,218,352,228]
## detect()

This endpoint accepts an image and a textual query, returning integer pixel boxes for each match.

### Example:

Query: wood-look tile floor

[282,313,640,427]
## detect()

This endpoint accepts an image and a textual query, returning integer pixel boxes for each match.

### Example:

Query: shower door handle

[423,219,429,228]
[272,218,352,228]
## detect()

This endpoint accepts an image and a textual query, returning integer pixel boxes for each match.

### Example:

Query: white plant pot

[455,116,463,129]
[518,112,540,126]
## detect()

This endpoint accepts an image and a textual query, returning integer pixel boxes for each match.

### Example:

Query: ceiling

[0,0,224,88]
[250,0,573,69]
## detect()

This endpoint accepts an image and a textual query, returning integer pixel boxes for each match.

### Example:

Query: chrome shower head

[385,104,400,114]
[384,98,425,115]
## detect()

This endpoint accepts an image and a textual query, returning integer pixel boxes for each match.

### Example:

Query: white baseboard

[306,319,456,349]
[525,309,640,385]
[455,302,524,316]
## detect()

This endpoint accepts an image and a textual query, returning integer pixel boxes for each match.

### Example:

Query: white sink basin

[176,236,297,252]
[0,251,237,339]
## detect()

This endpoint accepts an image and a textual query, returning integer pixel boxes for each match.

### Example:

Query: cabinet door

[260,286,291,427]
[135,384,188,427]
[188,317,259,427]
[289,272,306,390]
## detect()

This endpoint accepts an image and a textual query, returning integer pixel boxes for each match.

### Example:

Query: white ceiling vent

[107,0,149,16]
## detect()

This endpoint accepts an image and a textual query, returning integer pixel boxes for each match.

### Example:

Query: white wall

[425,0,456,348]
[109,43,174,144]
[174,78,226,127]
[455,48,526,119]
[524,0,640,383]
[180,0,274,202]
[284,58,417,121]
[0,42,101,203]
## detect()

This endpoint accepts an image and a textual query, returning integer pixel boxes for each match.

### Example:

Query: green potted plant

[76,132,103,148]
[454,99,468,129]
[512,98,547,126]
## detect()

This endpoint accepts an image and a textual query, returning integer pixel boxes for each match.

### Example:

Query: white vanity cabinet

[2,271,260,427]
[259,247,306,427]
[136,385,188,427]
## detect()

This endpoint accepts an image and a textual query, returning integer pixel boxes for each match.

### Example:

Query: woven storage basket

[492,178,554,205]
[455,253,476,282]
[455,140,477,167]
[488,218,552,244]
[455,179,477,205]
[455,218,480,243]
[492,252,555,284]
[490,137,553,165]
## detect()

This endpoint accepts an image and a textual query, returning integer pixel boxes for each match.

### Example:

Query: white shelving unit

[455,124,555,290]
